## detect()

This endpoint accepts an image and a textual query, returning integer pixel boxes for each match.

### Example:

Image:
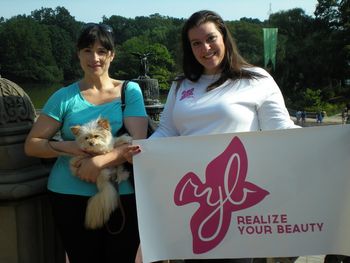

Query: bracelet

[47,141,71,156]
[47,141,59,155]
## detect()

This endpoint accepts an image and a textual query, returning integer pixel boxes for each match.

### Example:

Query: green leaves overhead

[0,1,349,111]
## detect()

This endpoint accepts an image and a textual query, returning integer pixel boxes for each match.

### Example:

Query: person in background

[132,9,299,263]
[316,110,324,124]
[341,108,347,124]
[25,23,148,263]
[295,110,302,124]
[301,110,306,125]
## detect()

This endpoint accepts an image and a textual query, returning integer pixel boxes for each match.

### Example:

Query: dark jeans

[184,258,298,263]
[324,255,350,263]
[184,259,253,263]
[49,191,139,263]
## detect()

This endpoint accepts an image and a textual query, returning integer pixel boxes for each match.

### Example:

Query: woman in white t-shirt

[132,10,298,263]
[151,11,297,139]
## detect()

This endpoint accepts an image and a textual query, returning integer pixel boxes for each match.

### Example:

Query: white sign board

[133,125,350,262]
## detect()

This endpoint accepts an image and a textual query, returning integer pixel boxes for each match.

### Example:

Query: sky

[1,0,319,22]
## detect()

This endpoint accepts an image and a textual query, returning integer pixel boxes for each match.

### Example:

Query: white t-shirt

[151,67,298,138]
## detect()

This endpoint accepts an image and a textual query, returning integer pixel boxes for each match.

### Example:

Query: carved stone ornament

[0,76,36,134]
[0,76,45,199]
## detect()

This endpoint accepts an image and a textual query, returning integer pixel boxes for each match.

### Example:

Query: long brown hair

[181,10,263,90]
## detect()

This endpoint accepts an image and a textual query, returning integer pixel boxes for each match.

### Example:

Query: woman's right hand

[73,155,101,183]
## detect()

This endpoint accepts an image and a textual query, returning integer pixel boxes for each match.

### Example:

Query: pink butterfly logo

[174,137,269,254]
[180,88,194,101]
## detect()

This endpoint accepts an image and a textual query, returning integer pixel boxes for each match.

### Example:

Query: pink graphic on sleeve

[173,137,269,254]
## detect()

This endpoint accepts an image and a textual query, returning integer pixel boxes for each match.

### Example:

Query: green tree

[227,20,263,65]
[338,0,350,91]
[268,9,318,100]
[313,0,349,98]
[1,5,349,108]
[47,25,78,80]
[314,0,342,28]
[0,16,62,82]
[31,7,80,39]
[31,7,81,80]
[147,43,176,89]
[105,13,183,76]
[103,15,136,45]
[113,36,175,89]
[303,88,323,111]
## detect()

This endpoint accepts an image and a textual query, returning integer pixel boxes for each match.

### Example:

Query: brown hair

[77,23,115,52]
[181,10,263,90]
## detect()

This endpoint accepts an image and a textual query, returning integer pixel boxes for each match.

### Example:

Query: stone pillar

[0,76,65,263]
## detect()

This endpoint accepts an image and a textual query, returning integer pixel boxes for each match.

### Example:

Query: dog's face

[71,118,113,154]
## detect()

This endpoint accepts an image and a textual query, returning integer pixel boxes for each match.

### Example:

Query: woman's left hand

[135,244,143,263]
[75,156,103,183]
[123,145,141,164]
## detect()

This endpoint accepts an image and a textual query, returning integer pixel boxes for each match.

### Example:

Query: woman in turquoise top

[25,23,148,263]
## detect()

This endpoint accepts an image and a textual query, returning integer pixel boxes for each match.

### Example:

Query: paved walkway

[292,113,343,127]
[296,255,325,263]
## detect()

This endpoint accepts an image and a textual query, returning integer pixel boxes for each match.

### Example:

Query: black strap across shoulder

[120,80,129,109]
[119,80,156,138]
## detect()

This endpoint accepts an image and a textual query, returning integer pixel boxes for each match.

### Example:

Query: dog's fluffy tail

[85,171,118,229]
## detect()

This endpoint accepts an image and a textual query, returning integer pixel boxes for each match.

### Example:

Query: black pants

[324,255,350,263]
[49,191,139,263]
[185,259,252,263]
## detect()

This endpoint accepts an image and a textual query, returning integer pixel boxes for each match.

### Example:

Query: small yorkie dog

[70,117,132,229]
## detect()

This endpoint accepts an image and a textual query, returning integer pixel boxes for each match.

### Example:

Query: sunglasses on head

[82,23,113,34]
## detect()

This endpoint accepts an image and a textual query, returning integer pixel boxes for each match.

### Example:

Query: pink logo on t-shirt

[174,137,269,254]
[180,88,194,101]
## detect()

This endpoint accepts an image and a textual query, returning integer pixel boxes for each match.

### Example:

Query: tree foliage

[0,16,62,82]
[0,2,349,111]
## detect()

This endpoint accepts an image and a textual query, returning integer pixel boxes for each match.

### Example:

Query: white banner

[133,125,350,263]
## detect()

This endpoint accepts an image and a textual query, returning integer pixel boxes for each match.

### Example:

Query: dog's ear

[97,118,111,131]
[71,126,81,136]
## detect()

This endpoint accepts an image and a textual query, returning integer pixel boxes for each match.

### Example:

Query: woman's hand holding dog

[73,156,102,183]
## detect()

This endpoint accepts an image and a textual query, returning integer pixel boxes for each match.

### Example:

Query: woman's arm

[24,114,84,158]
[258,85,300,130]
[253,69,299,130]
[124,116,148,139]
[149,82,179,138]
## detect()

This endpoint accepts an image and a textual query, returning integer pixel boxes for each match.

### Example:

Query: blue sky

[2,0,318,22]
